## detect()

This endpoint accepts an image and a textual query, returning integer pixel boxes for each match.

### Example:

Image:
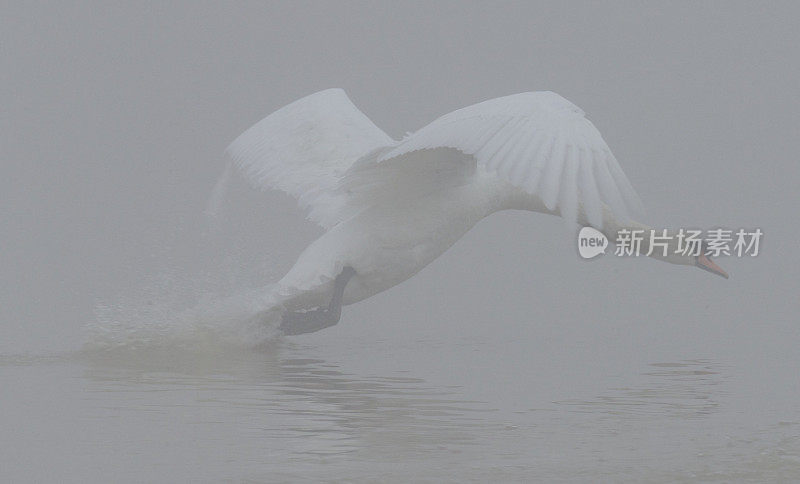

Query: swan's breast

[340,177,503,303]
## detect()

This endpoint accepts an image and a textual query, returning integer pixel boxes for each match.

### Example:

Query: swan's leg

[279,267,356,335]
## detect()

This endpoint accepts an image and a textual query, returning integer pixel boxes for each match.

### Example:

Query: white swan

[219,89,727,335]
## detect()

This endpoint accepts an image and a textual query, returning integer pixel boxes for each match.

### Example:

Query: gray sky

[1,1,798,354]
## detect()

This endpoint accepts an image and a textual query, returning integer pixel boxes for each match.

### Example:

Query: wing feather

[475,117,519,162]
[525,134,554,192]
[593,151,629,222]
[558,143,580,224]
[578,145,603,228]
[493,121,530,176]
[607,153,646,217]
[378,91,643,227]
[506,127,535,181]
[224,89,643,230]
[225,89,394,228]
[539,131,566,211]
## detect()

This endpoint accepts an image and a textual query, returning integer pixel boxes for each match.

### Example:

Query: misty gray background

[3,0,797,351]
[2,1,800,482]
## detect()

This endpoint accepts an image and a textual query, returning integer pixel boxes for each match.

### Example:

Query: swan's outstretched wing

[225,88,395,228]
[379,91,644,228]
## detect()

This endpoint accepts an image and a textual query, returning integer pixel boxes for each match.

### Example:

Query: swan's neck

[498,185,691,266]
[592,208,693,266]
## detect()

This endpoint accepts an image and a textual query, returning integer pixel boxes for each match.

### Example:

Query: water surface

[3,329,799,483]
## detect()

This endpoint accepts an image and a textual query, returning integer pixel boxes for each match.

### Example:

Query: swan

[216,89,728,335]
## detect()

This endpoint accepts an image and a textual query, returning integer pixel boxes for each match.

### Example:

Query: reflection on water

[556,359,726,419]
[4,347,800,482]
[79,342,498,461]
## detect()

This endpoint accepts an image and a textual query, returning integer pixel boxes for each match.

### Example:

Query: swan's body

[281,152,506,307]
[218,89,727,334]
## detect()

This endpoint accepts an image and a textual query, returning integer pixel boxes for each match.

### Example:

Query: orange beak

[696,254,729,279]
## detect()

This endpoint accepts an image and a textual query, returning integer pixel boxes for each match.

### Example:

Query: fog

[2,1,799,482]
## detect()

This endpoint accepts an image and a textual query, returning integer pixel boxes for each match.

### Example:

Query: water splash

[204,161,233,236]
[85,277,284,354]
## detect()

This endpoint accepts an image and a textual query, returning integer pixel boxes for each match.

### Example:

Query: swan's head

[641,232,729,279]
[694,252,729,279]
[684,240,729,279]
[670,246,729,280]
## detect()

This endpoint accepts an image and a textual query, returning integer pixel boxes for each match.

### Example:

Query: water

[3,318,799,483]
